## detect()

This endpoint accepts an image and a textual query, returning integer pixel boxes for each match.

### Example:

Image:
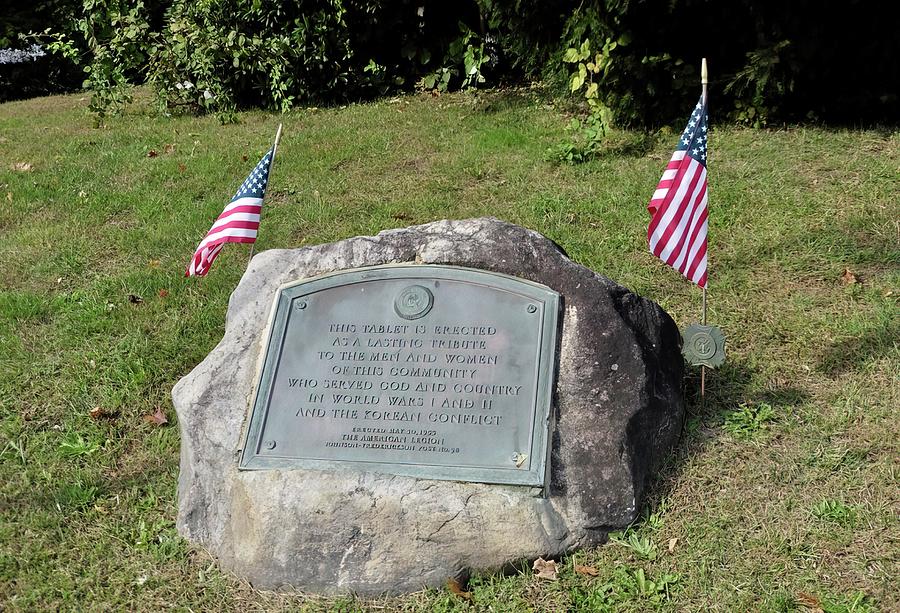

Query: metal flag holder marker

[682,58,726,397]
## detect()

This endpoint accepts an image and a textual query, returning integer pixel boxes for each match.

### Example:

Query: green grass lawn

[1,89,897,612]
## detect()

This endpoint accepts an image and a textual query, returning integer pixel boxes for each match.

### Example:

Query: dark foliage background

[0,0,81,100]
[2,0,897,124]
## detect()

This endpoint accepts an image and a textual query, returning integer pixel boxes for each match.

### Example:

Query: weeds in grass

[806,444,868,471]
[568,566,679,609]
[795,590,877,613]
[610,532,658,561]
[723,401,777,438]
[57,432,101,457]
[1,435,27,464]
[55,479,100,510]
[569,585,614,611]
[133,519,184,561]
[640,502,667,530]
[0,291,56,322]
[632,568,679,601]
[821,590,875,613]
[811,499,857,526]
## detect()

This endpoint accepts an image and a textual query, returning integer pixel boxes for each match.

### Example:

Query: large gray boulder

[172,217,684,594]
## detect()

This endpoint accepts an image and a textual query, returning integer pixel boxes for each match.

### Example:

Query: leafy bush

[31,0,899,125]
[725,40,796,127]
[150,0,357,117]
[148,1,496,118]
[418,23,496,92]
[40,0,157,118]
[540,0,898,127]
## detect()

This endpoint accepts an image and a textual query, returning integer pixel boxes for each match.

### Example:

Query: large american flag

[186,150,273,277]
[647,96,709,288]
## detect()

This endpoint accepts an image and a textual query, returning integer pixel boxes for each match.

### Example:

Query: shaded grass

[1,88,898,611]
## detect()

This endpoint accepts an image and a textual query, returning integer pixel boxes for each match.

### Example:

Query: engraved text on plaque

[239,265,559,486]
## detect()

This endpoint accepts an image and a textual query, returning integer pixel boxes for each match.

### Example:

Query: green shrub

[148,1,491,117]
[35,0,900,125]
[725,40,796,127]
[150,0,357,118]
[40,0,156,119]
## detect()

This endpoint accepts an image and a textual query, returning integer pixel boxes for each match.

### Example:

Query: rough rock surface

[172,218,684,594]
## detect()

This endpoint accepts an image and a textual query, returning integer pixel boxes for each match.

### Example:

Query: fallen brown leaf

[11,162,33,172]
[89,406,119,420]
[796,591,824,611]
[241,154,248,162]
[6,192,11,202]
[148,259,160,268]
[146,150,158,158]
[841,268,859,285]
[163,143,175,154]
[158,289,169,298]
[143,407,168,426]
[178,163,186,173]
[668,537,678,553]
[446,577,472,601]
[574,564,599,577]
[532,557,558,580]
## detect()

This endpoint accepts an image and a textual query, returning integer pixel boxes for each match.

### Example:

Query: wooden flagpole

[700,58,708,399]
[247,123,284,268]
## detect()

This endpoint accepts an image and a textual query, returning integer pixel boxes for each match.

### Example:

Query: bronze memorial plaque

[239,264,559,486]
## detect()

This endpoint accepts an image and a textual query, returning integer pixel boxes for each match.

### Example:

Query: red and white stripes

[647,150,709,288]
[186,196,262,277]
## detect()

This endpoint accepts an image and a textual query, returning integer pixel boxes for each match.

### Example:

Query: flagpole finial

[701,58,708,85]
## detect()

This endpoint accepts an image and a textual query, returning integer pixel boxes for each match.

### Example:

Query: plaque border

[238,264,559,487]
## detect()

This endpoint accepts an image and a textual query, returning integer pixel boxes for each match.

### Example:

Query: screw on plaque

[263,440,276,450]
[296,301,307,310]
[511,452,528,468]
[526,304,538,313]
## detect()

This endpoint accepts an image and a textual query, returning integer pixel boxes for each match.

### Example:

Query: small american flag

[186,150,273,277]
[647,96,709,288]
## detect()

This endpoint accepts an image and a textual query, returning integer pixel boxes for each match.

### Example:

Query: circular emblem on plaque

[681,323,726,368]
[394,285,434,320]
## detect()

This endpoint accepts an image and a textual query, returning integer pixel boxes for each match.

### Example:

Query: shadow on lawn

[473,88,543,114]
[639,358,810,520]
[596,132,661,159]
[817,315,899,376]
